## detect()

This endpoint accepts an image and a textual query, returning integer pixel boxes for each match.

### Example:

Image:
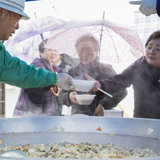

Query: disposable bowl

[71,80,96,92]
[75,94,96,105]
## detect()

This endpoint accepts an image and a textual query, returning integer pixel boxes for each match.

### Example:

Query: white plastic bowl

[75,94,96,105]
[71,80,96,92]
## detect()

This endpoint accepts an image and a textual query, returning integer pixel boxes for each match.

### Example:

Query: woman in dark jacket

[13,39,62,116]
[88,30,160,119]
[58,34,127,116]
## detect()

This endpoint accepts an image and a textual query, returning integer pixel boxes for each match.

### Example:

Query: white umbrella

[4,16,69,63]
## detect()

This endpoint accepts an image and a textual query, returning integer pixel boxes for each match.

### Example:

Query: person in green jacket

[0,0,74,90]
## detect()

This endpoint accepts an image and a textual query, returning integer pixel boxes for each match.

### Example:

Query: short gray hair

[75,34,100,52]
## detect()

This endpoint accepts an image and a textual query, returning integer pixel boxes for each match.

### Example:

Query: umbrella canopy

[4,16,68,63]
[5,32,51,63]
[5,16,67,45]
[45,19,144,63]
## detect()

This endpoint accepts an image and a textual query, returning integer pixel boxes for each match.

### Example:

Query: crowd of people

[1,0,160,119]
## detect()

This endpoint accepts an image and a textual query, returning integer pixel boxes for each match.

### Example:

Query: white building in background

[134,11,160,44]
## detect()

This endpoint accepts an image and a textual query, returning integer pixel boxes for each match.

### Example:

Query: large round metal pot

[0,116,159,160]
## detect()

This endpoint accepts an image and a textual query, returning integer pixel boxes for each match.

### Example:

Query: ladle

[0,150,27,158]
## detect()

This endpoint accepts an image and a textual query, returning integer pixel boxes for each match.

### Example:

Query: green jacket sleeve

[0,43,56,88]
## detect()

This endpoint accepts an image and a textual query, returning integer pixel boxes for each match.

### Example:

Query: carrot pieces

[76,144,80,147]
[116,155,123,158]
[3,132,6,135]
[97,127,102,131]
[22,145,26,149]
[111,155,123,158]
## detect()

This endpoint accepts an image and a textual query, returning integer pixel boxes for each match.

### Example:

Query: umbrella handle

[34,12,60,97]
[43,41,60,96]
[50,85,60,97]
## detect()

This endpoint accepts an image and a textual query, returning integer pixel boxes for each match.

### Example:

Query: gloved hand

[55,73,75,91]
[139,0,157,16]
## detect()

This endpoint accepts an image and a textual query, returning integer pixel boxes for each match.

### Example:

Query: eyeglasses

[78,48,95,54]
[146,47,160,54]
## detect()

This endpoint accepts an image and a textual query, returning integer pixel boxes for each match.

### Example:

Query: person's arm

[0,44,56,88]
[100,63,134,92]
[58,67,77,106]
[94,63,135,111]
[58,89,72,106]
[96,64,128,111]
[130,0,160,16]
[98,89,127,110]
[86,62,138,109]
[139,0,157,16]
[0,44,74,90]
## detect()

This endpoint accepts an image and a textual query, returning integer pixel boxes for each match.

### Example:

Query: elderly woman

[13,39,62,116]
[58,34,127,116]
[87,30,160,119]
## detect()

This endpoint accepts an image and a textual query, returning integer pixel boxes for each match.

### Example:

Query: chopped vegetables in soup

[0,142,160,159]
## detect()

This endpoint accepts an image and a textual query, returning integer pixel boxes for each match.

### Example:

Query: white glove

[139,0,157,16]
[55,73,75,91]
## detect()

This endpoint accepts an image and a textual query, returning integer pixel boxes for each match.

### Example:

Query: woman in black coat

[58,34,127,116]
